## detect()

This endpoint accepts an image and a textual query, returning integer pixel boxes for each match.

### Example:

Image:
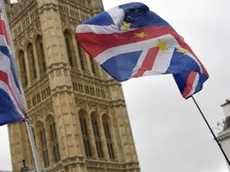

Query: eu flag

[75,2,209,99]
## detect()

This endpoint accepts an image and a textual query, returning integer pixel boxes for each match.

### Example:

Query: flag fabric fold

[0,4,25,126]
[75,2,209,99]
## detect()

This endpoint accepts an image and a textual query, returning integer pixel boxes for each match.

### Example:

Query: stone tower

[4,0,140,171]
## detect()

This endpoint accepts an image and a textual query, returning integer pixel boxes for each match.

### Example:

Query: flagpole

[191,96,230,166]
[0,1,41,171]
[25,119,42,172]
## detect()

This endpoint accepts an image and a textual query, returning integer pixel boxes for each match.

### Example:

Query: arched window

[77,42,86,71]
[27,43,37,81]
[64,30,77,68]
[37,122,49,167]
[91,112,103,158]
[79,109,92,158]
[90,58,98,75]
[47,116,60,163]
[36,35,46,75]
[18,50,27,87]
[102,114,115,160]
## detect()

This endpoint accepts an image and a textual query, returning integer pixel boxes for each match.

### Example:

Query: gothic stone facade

[4,0,140,171]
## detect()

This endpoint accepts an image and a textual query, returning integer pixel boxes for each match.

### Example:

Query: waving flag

[0,4,26,125]
[75,2,209,99]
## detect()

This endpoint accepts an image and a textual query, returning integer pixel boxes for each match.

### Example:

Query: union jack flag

[75,2,209,99]
[0,3,26,126]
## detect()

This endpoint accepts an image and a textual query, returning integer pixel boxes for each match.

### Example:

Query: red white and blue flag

[75,2,209,99]
[0,4,26,125]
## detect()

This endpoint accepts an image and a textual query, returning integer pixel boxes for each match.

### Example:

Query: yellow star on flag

[157,40,168,52]
[127,15,133,19]
[122,21,131,31]
[134,32,147,38]
[177,48,188,55]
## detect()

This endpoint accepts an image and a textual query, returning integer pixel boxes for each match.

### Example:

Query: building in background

[217,100,230,169]
[4,0,140,171]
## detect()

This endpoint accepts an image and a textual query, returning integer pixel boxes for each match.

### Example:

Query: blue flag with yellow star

[75,2,209,99]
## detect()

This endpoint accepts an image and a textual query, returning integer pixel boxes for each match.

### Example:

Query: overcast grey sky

[1,0,230,171]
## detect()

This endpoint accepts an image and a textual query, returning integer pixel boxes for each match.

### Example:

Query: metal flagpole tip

[24,114,32,121]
